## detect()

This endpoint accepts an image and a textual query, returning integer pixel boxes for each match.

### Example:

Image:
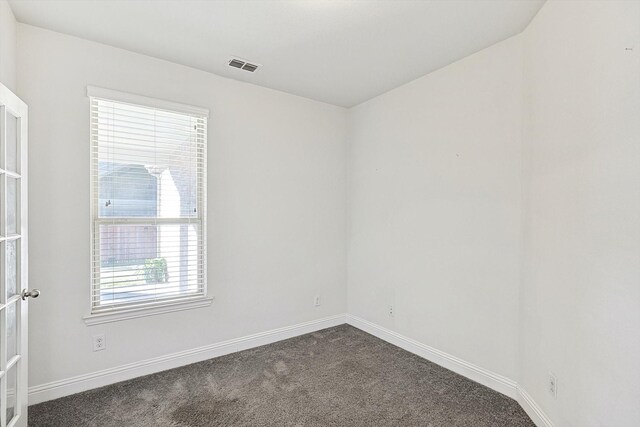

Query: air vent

[228,57,261,73]
[228,59,244,69]
[241,63,258,72]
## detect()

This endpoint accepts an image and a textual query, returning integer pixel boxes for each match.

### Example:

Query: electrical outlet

[387,305,394,317]
[93,334,106,352]
[548,373,557,397]
[314,295,321,307]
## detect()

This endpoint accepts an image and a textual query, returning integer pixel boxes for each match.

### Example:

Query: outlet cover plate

[93,334,106,352]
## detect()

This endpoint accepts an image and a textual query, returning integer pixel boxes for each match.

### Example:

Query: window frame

[84,86,211,325]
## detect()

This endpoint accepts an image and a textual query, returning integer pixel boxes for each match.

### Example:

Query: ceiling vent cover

[228,57,260,73]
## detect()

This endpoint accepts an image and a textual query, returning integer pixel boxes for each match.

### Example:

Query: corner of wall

[0,0,17,92]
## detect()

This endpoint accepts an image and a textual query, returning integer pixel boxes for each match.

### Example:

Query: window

[89,87,207,314]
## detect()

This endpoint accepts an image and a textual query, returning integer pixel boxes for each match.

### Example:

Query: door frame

[0,82,28,427]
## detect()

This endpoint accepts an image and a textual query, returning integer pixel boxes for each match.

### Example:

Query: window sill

[83,297,213,326]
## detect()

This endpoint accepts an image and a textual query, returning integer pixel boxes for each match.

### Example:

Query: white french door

[0,83,33,427]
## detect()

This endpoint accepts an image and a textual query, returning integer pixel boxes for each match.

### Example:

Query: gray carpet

[29,325,534,426]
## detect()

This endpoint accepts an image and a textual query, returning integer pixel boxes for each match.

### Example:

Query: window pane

[6,112,18,173]
[6,239,18,298]
[7,177,18,234]
[6,302,17,360]
[6,364,17,423]
[95,223,201,306]
[95,100,200,219]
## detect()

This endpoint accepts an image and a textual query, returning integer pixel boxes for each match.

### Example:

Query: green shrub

[143,257,169,284]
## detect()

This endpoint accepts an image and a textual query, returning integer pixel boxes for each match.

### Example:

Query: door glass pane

[7,177,17,234]
[6,240,17,299]
[6,112,18,173]
[6,364,17,423]
[7,302,17,361]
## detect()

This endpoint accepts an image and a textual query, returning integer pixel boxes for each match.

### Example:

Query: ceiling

[9,0,545,107]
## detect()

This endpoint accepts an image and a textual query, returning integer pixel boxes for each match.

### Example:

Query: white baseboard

[28,314,347,405]
[346,315,555,427]
[345,314,518,399]
[30,312,554,427]
[518,386,555,427]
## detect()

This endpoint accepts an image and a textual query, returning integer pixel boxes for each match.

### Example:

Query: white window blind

[89,88,207,313]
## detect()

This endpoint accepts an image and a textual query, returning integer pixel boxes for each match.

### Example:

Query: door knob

[21,289,40,300]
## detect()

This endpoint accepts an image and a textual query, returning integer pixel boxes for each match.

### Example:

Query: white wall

[0,0,16,91]
[347,36,524,382]
[348,3,640,426]
[16,2,640,425]
[17,24,347,389]
[520,1,640,426]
